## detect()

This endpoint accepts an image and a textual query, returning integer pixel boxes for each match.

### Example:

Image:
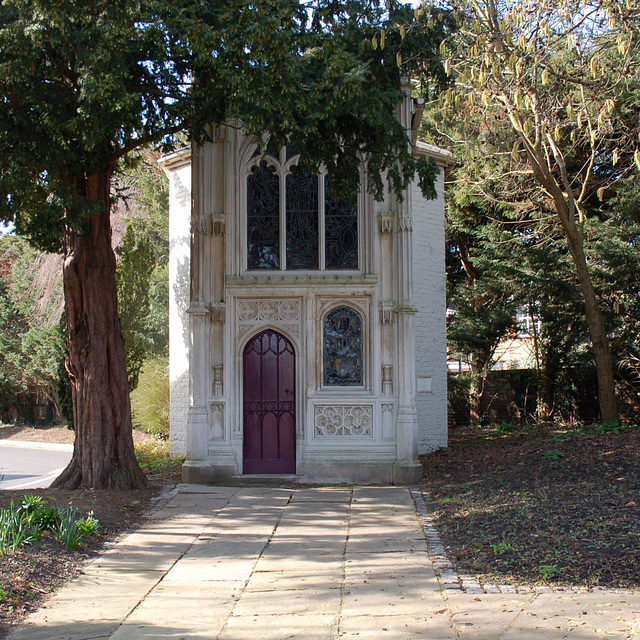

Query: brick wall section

[168,161,191,457]
[412,173,448,453]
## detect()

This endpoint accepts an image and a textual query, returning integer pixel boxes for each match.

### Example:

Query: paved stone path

[10,486,640,640]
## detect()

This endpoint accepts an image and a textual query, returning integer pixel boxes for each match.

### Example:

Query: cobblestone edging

[410,487,634,596]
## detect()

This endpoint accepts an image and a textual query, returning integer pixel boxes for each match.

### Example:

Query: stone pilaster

[393,84,422,483]
[183,142,211,481]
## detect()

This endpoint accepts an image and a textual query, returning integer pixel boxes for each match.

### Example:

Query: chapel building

[162,87,452,484]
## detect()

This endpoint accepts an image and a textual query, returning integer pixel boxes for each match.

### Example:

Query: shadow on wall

[173,255,190,352]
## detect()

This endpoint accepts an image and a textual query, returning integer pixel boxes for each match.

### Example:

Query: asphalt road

[0,440,73,490]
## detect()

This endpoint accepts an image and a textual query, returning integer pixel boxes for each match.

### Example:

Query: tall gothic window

[247,161,280,270]
[325,179,358,270]
[246,147,358,271]
[286,172,319,270]
[323,306,363,386]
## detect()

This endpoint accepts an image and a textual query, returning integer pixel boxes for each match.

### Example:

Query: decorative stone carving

[394,303,419,315]
[212,364,223,396]
[209,303,226,324]
[379,301,395,324]
[209,402,224,440]
[192,218,209,235]
[398,217,413,232]
[211,213,225,236]
[382,365,393,395]
[381,402,395,413]
[314,405,373,437]
[238,324,253,338]
[237,299,300,323]
[211,128,225,143]
[378,211,394,234]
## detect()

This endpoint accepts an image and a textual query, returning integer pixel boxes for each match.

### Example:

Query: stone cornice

[158,147,192,176]
[227,274,378,287]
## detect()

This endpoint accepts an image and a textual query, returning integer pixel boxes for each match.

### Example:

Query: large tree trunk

[52,168,147,489]
[564,232,618,424]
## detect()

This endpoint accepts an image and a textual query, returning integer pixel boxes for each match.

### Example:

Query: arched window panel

[286,172,319,270]
[323,306,363,386]
[324,178,358,270]
[247,161,280,270]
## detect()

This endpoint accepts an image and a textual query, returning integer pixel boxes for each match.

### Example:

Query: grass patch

[135,439,184,478]
[131,357,169,439]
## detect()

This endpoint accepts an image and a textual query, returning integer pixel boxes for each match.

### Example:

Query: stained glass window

[325,179,358,270]
[286,172,319,270]
[246,148,359,272]
[247,161,280,270]
[323,306,363,386]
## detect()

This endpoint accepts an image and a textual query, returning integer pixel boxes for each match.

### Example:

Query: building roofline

[158,147,191,175]
[158,140,455,173]
[413,140,455,167]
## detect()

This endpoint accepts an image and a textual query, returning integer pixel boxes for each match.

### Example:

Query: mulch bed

[421,423,640,589]
[0,486,166,638]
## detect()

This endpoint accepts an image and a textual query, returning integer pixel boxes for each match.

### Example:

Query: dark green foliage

[116,151,170,358]
[0,0,450,251]
[0,236,65,420]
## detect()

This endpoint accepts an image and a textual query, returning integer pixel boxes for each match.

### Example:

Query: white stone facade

[162,93,451,484]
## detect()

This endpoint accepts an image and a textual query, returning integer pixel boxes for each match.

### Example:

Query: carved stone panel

[378,211,394,234]
[381,402,395,440]
[209,402,224,440]
[379,301,395,325]
[237,298,300,323]
[211,213,226,236]
[314,405,373,437]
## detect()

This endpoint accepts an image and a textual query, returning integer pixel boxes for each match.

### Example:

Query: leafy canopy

[0,0,452,254]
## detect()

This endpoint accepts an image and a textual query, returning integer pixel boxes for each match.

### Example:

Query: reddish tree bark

[52,168,146,489]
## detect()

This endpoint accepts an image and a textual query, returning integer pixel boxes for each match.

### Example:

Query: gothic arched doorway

[242,330,296,474]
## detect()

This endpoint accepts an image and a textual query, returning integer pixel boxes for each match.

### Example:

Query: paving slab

[246,569,343,591]
[289,489,352,502]
[219,613,339,640]
[446,593,537,638]
[338,613,456,639]
[8,485,640,640]
[233,587,343,615]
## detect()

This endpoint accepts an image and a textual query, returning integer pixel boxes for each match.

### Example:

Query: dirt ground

[421,422,640,589]
[0,423,178,638]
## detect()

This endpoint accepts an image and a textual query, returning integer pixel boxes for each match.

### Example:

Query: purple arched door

[243,330,296,474]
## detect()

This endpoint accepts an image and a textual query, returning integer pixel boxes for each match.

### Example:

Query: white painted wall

[412,171,448,453]
[163,151,191,457]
